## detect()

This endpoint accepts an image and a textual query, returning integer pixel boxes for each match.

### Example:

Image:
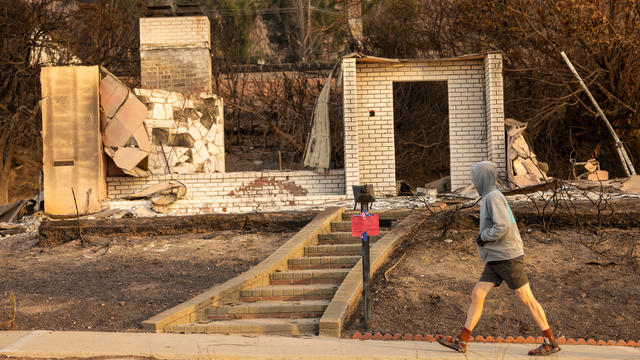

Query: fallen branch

[384,251,407,281]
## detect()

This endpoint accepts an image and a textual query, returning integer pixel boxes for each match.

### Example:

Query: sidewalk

[1,331,639,359]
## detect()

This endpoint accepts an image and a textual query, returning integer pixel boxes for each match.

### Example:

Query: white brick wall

[342,58,360,198]
[105,170,346,214]
[342,54,506,193]
[484,52,506,178]
[139,17,210,49]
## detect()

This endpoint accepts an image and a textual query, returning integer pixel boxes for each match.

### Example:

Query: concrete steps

[304,244,361,257]
[240,284,338,302]
[165,208,411,336]
[205,300,330,320]
[317,231,386,244]
[287,255,360,269]
[270,269,350,285]
[168,318,319,335]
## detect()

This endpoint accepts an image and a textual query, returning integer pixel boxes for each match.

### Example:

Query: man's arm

[480,194,511,242]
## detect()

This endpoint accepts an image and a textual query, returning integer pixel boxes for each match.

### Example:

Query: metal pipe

[360,201,371,332]
[560,51,635,176]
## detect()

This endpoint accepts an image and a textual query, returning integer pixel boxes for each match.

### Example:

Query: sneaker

[528,340,561,356]
[436,336,467,353]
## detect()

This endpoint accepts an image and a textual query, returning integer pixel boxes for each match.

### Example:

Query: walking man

[436,161,560,356]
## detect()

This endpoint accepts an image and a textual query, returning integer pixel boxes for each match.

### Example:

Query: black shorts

[479,255,529,290]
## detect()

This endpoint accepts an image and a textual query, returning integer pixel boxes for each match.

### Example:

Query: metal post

[360,202,371,332]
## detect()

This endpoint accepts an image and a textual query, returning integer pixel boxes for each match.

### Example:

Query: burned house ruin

[41,13,507,216]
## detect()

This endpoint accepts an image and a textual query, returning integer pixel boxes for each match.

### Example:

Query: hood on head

[471,161,497,196]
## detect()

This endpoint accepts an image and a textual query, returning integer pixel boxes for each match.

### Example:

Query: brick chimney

[139,16,212,95]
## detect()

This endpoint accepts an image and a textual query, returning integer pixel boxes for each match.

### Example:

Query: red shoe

[436,336,467,353]
[528,339,561,356]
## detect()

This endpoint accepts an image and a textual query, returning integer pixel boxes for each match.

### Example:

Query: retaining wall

[106,169,346,213]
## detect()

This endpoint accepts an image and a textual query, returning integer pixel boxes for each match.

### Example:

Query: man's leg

[437,281,495,353]
[513,283,549,330]
[513,283,560,356]
[464,281,496,330]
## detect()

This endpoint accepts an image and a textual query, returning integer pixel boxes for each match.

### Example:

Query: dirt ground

[344,201,640,341]
[0,225,302,332]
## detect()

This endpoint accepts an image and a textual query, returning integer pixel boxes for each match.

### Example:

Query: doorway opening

[392,81,449,191]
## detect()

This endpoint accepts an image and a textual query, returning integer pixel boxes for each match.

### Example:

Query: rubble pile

[135,89,225,174]
[99,68,152,177]
[505,118,550,188]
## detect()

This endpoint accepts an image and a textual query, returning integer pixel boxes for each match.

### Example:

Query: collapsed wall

[135,89,225,174]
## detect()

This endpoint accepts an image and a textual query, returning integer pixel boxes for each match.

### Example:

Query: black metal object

[353,184,374,332]
[352,184,375,211]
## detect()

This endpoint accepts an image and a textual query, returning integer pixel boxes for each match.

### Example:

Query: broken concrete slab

[621,175,640,194]
[424,176,451,194]
[113,147,150,171]
[133,125,153,153]
[99,67,152,177]
[505,118,549,188]
[587,170,609,181]
[113,97,147,135]
[99,74,128,118]
[124,181,185,200]
[103,117,132,147]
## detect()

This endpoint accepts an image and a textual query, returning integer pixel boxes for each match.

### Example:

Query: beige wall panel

[41,66,104,216]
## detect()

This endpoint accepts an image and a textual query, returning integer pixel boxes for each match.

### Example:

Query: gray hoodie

[471,161,524,263]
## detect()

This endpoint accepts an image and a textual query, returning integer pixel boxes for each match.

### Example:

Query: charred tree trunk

[0,132,15,204]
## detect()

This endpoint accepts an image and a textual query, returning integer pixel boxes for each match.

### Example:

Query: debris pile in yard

[571,158,609,181]
[505,118,550,187]
[135,88,224,175]
[0,192,43,224]
[124,180,187,213]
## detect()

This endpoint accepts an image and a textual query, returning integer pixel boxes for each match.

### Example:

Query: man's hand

[475,234,486,247]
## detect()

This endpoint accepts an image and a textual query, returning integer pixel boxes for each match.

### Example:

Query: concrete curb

[318,209,428,337]
[141,206,345,332]
[352,332,640,347]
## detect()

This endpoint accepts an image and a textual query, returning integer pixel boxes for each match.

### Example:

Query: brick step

[167,318,319,335]
[304,244,362,257]
[270,269,350,285]
[205,300,329,320]
[330,221,392,232]
[287,255,360,270]
[240,284,338,302]
[342,209,413,220]
[317,231,386,244]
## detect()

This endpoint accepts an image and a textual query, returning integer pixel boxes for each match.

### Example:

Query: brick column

[342,58,360,197]
[484,52,506,179]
